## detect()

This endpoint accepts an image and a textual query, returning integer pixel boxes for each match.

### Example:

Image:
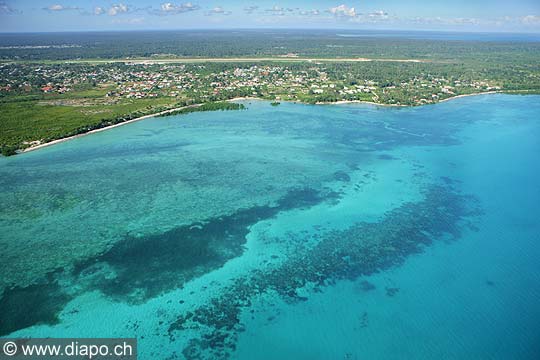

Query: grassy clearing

[0,95,179,155]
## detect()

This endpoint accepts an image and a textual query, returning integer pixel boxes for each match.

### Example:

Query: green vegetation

[1,30,539,155]
[157,102,245,117]
[1,30,539,63]
[0,95,182,154]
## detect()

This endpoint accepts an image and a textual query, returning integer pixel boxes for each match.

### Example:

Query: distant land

[1,30,539,155]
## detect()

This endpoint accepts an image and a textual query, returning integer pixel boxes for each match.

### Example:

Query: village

[0,61,501,106]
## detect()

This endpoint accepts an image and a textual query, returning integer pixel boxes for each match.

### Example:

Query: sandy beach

[22,103,203,153]
[21,91,499,154]
[438,91,500,103]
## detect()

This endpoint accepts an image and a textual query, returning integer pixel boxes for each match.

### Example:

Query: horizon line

[1,28,540,35]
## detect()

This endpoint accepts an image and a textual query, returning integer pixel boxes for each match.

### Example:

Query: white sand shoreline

[21,103,203,153]
[437,91,499,103]
[20,91,500,154]
[229,91,501,107]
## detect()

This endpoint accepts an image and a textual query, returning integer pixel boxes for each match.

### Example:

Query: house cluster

[105,64,354,100]
[0,62,502,106]
[387,76,502,105]
[0,63,111,94]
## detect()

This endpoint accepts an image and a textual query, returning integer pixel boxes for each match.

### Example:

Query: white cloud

[369,10,388,18]
[449,18,481,25]
[0,1,20,15]
[44,4,80,12]
[48,4,63,11]
[94,7,105,15]
[161,2,175,12]
[521,15,540,25]
[151,2,200,15]
[299,9,321,16]
[244,6,258,14]
[329,4,357,18]
[206,6,231,16]
[266,6,286,16]
[406,16,485,26]
[108,3,129,16]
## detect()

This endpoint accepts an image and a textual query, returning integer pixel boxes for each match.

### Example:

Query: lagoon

[1,94,539,359]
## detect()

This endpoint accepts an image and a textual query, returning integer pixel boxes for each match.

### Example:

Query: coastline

[325,99,406,107]
[21,104,203,154]
[227,91,501,108]
[438,91,499,103]
[19,91,500,154]
[225,97,407,107]
[325,91,501,107]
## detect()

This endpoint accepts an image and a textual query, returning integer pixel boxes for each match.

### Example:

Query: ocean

[1,94,539,359]
[336,30,540,42]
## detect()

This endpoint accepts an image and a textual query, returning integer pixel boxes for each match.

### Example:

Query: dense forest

[1,30,540,64]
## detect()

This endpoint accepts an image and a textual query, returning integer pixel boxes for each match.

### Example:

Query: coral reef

[168,185,482,359]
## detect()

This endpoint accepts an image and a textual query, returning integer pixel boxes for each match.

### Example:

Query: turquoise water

[1,94,539,359]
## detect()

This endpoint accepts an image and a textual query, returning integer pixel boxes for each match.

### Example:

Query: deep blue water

[1,94,539,359]
[336,30,540,42]
[2,29,539,46]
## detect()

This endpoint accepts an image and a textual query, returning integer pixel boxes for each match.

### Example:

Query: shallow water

[1,94,539,359]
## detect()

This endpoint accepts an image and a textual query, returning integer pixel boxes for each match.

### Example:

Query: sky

[0,1,539,33]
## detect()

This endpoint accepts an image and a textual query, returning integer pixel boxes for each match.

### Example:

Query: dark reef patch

[0,281,71,336]
[333,171,351,182]
[357,280,376,292]
[359,312,369,328]
[385,287,400,297]
[72,188,338,303]
[0,187,337,336]
[168,184,482,360]
[378,154,397,160]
